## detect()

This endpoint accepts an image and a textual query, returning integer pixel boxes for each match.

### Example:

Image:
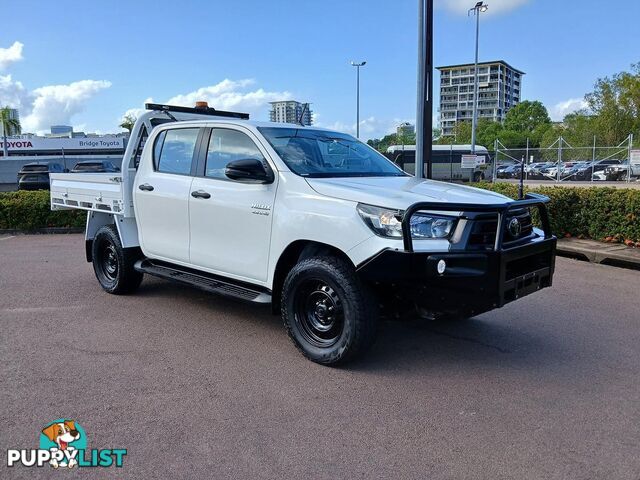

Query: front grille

[467,208,534,250]
[503,208,534,246]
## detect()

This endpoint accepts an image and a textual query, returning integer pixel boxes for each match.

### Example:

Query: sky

[1,0,639,140]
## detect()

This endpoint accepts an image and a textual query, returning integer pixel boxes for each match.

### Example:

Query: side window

[153,130,167,170]
[205,129,265,179]
[156,128,200,175]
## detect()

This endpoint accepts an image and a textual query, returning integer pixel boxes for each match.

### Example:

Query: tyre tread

[281,255,377,365]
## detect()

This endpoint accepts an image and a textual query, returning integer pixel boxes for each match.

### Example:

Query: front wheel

[281,256,377,365]
[92,225,143,294]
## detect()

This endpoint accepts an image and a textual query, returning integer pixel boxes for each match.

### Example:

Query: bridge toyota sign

[0,137,125,152]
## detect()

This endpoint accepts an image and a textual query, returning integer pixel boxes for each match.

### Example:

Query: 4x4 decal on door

[251,204,271,216]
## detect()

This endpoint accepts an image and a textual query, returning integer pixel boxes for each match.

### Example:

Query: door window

[205,129,265,179]
[156,128,200,175]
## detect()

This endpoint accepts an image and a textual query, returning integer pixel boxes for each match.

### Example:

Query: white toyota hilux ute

[50,103,557,365]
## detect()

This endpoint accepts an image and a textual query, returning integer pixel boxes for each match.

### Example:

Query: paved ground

[1,234,639,479]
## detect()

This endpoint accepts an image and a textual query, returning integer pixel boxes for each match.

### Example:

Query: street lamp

[468,1,488,155]
[350,61,366,138]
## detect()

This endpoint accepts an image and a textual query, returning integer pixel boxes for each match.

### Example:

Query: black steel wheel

[282,255,377,365]
[92,225,143,294]
[294,279,344,348]
[96,241,119,282]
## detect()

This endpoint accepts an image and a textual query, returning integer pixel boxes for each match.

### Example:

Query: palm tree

[1,106,21,158]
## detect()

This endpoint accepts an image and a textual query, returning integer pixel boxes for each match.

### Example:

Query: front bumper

[356,193,557,317]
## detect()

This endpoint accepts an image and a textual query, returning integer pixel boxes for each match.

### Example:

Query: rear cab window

[153,128,200,175]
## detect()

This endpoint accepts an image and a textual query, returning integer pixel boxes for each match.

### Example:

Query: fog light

[437,259,447,275]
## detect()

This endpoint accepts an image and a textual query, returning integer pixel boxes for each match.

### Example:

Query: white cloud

[0,42,111,133]
[120,79,292,128]
[20,80,112,132]
[0,74,29,108]
[166,79,291,115]
[550,97,588,121]
[437,0,530,15]
[0,41,24,71]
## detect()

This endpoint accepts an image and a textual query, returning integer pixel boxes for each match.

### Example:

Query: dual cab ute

[50,103,556,365]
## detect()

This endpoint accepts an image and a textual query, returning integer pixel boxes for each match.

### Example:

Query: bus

[385,144,490,182]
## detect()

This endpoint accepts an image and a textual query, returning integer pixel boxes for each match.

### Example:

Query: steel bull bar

[376,193,557,311]
[401,192,553,253]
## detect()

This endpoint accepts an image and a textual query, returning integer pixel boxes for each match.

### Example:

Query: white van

[386,145,490,182]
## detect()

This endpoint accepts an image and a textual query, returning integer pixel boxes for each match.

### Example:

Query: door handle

[191,190,211,199]
[138,183,154,191]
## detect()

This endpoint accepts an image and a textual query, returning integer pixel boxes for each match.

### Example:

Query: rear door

[134,127,203,263]
[188,126,277,282]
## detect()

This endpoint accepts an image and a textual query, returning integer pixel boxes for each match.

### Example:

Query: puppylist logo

[6,419,126,469]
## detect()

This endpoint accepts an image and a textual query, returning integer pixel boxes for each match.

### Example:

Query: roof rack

[145,103,250,120]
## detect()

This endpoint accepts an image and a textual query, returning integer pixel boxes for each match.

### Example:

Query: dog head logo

[39,419,86,469]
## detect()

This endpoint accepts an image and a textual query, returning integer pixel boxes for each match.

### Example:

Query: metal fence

[491,135,637,183]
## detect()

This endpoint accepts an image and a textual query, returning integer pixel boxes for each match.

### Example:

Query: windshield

[258,127,407,178]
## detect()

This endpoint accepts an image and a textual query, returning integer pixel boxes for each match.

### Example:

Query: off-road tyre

[92,225,143,294]
[281,256,377,365]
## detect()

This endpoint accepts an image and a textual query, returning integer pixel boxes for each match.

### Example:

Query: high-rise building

[396,122,415,138]
[50,125,74,137]
[437,60,524,137]
[269,101,312,126]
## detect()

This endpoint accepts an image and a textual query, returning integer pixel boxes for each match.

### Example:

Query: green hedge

[472,182,640,244]
[0,190,86,231]
[1,186,639,244]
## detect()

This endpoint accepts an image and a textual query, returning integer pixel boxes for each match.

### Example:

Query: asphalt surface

[1,234,639,479]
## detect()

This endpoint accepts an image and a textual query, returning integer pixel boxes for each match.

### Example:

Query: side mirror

[225,158,274,183]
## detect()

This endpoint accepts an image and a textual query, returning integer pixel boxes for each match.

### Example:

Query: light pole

[350,61,366,138]
[468,1,488,155]
[416,0,434,179]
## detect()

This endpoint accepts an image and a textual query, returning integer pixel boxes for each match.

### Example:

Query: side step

[134,259,272,304]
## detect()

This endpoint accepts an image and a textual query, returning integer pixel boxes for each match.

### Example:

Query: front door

[189,127,277,283]
[134,127,201,263]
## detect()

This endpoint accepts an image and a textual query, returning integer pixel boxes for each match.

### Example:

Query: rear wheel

[281,256,377,365]
[92,225,143,294]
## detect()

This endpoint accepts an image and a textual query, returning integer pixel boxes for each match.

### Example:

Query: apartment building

[437,60,524,136]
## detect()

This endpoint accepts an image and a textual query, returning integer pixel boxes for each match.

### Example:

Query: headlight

[356,203,456,239]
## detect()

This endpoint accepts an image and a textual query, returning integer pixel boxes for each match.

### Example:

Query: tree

[585,62,640,145]
[367,133,399,153]
[503,100,551,133]
[0,106,21,158]
[119,113,137,133]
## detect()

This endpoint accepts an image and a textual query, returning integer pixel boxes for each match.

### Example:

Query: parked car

[497,164,522,179]
[17,162,65,190]
[71,160,120,173]
[592,170,608,181]
[602,160,640,181]
[573,159,621,181]
[526,162,556,180]
[495,163,516,177]
[50,102,556,365]
[525,162,550,174]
